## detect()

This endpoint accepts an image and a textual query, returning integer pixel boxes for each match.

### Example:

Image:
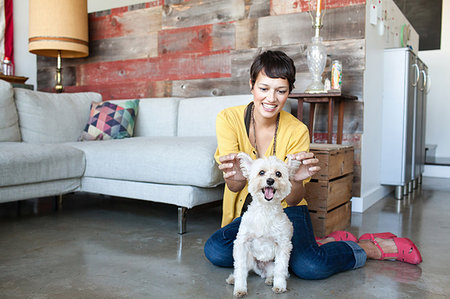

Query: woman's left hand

[287,152,320,182]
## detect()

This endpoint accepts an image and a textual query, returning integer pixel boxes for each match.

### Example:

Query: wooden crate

[309,201,352,238]
[306,173,353,212]
[306,144,354,237]
[310,143,354,181]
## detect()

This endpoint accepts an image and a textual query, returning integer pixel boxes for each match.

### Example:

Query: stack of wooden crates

[306,144,354,238]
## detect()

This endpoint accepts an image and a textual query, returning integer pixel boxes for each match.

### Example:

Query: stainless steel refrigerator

[381,48,429,199]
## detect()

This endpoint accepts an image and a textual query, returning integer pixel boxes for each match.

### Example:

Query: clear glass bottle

[2,57,14,76]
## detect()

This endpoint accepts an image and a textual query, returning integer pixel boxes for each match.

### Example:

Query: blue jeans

[204,205,366,280]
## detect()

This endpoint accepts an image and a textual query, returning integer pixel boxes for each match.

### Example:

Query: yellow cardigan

[215,104,310,227]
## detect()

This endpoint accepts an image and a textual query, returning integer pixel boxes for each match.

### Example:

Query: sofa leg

[178,207,187,235]
[53,195,63,211]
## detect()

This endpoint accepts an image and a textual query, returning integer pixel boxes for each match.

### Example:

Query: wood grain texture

[90,7,162,41]
[162,0,246,29]
[172,76,250,98]
[79,51,231,85]
[271,0,366,15]
[235,19,258,50]
[259,5,365,47]
[306,174,353,212]
[309,201,352,237]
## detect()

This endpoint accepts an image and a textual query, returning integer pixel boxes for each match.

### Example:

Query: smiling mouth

[262,187,275,201]
[262,103,277,111]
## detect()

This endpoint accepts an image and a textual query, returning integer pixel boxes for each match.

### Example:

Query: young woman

[204,50,422,280]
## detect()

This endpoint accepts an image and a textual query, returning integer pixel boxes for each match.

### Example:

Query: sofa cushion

[68,136,223,188]
[0,80,21,141]
[0,142,85,187]
[14,88,102,143]
[131,97,181,137]
[177,95,253,137]
[80,100,139,141]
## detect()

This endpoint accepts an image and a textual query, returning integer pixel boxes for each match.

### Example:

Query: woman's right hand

[218,153,246,182]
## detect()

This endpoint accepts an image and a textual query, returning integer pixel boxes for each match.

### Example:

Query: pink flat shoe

[368,236,422,264]
[358,232,397,242]
[316,231,357,245]
[326,231,358,242]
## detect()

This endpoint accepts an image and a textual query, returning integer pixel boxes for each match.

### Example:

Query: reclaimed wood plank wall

[36,0,366,196]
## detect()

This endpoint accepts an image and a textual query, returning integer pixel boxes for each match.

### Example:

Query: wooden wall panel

[162,0,246,29]
[158,25,213,55]
[172,76,250,97]
[78,51,231,86]
[90,7,162,41]
[259,5,365,48]
[271,0,366,15]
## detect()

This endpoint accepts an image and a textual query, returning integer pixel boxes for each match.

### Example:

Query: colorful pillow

[80,100,139,141]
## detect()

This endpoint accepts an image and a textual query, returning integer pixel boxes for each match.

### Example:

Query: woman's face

[250,71,289,121]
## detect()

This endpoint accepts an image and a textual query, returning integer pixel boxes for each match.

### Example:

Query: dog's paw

[272,286,287,294]
[234,289,248,298]
[265,276,273,286]
[226,273,235,285]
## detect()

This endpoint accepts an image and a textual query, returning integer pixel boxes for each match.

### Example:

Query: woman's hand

[287,152,321,182]
[218,153,246,181]
[218,153,247,192]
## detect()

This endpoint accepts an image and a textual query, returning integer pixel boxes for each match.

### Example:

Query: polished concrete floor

[1,177,449,298]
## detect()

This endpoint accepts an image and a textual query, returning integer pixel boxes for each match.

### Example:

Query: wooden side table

[289,92,357,144]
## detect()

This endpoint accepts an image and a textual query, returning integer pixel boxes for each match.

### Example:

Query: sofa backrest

[14,88,102,143]
[176,95,291,137]
[110,97,182,137]
[0,80,21,142]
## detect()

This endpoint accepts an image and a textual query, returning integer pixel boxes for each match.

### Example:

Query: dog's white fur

[226,153,299,297]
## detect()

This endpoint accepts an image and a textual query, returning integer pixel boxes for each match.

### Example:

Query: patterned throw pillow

[80,100,139,141]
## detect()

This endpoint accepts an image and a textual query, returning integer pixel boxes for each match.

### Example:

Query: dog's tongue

[264,187,274,200]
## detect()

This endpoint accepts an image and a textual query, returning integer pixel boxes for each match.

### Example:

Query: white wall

[87,0,146,13]
[12,0,146,90]
[419,0,450,158]
[13,0,36,88]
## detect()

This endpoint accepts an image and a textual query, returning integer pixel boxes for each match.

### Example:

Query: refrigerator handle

[412,63,420,87]
[426,73,431,94]
[420,70,427,91]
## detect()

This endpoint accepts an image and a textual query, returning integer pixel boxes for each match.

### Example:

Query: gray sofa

[0,79,257,233]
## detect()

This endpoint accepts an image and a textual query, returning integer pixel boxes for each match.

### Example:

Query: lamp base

[305,81,326,94]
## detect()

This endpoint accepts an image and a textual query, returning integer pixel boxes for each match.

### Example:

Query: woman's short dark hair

[250,50,296,93]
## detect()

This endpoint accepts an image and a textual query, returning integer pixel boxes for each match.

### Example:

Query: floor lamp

[28,0,89,93]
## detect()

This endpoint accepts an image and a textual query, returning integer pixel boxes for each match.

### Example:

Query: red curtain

[3,0,13,63]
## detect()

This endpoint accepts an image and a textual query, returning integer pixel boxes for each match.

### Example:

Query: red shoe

[327,231,358,242]
[358,232,397,242]
[316,231,357,246]
[369,237,423,265]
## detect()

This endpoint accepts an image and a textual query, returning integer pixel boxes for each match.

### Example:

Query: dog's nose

[266,178,275,186]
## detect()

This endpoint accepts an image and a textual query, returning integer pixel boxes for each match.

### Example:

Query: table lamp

[28,0,89,93]
[305,0,327,93]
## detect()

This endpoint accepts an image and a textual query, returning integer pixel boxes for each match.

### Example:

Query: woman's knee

[289,256,334,280]
[204,234,233,267]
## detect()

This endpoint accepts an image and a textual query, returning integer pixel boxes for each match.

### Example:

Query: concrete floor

[0,177,449,298]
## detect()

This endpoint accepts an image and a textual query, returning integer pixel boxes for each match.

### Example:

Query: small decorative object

[331,60,342,90]
[324,78,331,91]
[2,57,14,76]
[305,0,328,93]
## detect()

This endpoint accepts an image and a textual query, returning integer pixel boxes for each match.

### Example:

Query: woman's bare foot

[358,238,398,260]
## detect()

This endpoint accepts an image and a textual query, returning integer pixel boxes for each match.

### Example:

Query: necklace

[251,104,280,157]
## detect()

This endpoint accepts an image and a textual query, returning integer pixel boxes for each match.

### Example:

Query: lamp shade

[28,0,88,58]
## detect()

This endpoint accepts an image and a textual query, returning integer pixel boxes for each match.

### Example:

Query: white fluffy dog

[226,153,299,297]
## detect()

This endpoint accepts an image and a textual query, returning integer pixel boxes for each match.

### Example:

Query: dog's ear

[287,156,301,180]
[237,152,253,179]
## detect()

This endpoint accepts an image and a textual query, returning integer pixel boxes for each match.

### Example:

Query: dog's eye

[276,171,282,177]
[259,170,265,176]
